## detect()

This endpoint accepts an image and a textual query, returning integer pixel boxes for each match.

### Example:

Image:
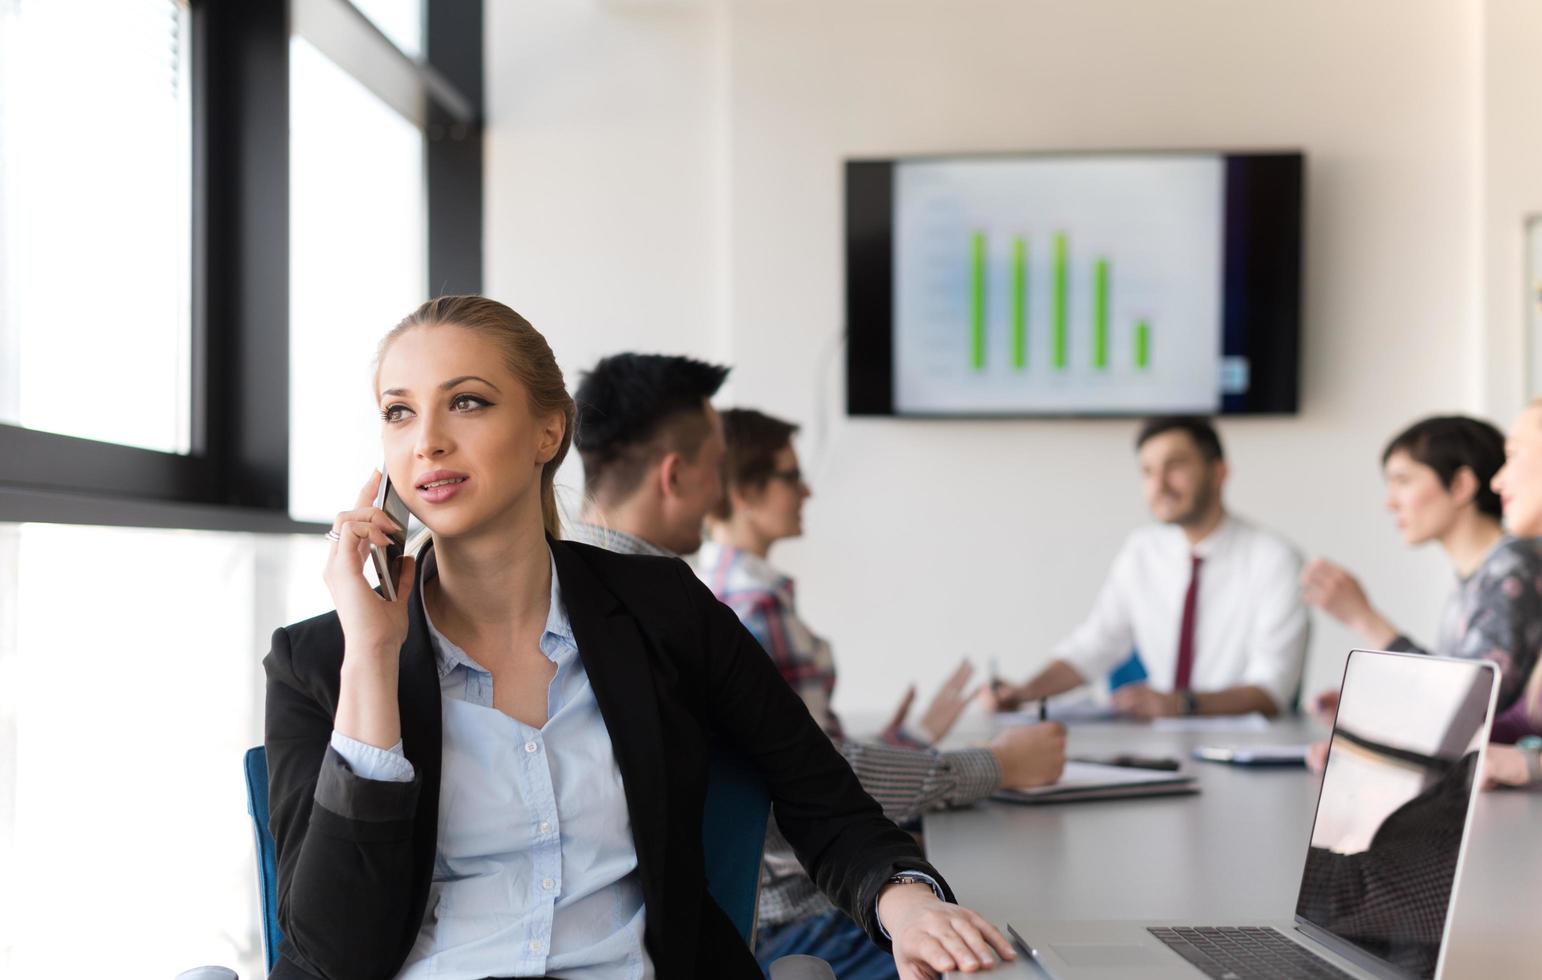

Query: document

[1193,744,1310,766]
[995,760,1198,804]
[1151,712,1270,733]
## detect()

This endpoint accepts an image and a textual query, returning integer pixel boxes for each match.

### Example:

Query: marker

[1039,698,1048,723]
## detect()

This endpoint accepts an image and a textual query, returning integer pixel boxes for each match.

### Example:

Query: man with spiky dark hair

[570,352,731,556]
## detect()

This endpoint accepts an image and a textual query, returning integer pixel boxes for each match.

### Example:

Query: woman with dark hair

[1301,415,1542,743]
[699,408,1065,980]
[263,297,1015,980]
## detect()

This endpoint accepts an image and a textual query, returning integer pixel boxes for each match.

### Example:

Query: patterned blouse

[695,541,1000,928]
[1388,536,1542,743]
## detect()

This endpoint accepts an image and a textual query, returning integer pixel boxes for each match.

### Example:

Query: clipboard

[993,760,1199,805]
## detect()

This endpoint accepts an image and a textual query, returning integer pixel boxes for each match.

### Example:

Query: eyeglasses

[768,467,804,487]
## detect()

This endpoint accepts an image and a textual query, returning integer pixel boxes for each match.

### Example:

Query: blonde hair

[376,296,575,538]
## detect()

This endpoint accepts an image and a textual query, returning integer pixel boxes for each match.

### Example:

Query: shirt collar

[1182,512,1234,560]
[419,545,573,679]
[1459,534,1516,585]
[700,540,791,594]
[567,520,678,559]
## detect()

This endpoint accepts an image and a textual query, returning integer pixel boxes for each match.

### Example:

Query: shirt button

[538,821,552,834]
[524,741,538,753]
[529,939,543,952]
[542,877,555,890]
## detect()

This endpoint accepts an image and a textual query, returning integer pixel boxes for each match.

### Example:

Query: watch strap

[1179,690,1200,716]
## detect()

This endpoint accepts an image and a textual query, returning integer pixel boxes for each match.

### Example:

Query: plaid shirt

[698,541,1000,929]
[565,521,678,559]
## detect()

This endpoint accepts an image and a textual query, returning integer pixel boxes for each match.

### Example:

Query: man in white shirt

[994,417,1309,719]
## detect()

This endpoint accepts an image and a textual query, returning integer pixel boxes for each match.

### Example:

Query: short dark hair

[574,352,730,505]
[711,408,800,520]
[1381,415,1505,520]
[1135,416,1225,462]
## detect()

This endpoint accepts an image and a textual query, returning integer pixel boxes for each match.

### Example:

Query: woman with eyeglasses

[699,408,1065,979]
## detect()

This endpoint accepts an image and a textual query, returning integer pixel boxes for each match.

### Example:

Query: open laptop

[1012,649,1498,980]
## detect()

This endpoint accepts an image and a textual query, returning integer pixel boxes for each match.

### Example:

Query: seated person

[699,408,1068,978]
[569,367,1066,979]
[993,416,1309,719]
[265,302,1016,980]
[1465,405,1542,787]
[1300,416,1542,746]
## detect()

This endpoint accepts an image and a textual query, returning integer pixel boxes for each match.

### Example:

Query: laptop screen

[1295,650,1496,979]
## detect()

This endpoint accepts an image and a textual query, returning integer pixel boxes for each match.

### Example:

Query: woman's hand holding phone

[327,471,418,751]
[325,470,417,659]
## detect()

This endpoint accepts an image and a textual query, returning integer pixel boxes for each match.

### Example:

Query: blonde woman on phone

[262,296,1014,980]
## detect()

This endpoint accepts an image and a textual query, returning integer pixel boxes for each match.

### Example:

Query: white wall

[484,0,730,518]
[1480,0,1542,419]
[487,0,1498,717]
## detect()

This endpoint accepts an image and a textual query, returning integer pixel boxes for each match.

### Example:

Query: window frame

[0,0,484,533]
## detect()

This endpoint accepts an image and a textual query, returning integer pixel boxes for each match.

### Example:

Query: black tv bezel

[845,149,1304,419]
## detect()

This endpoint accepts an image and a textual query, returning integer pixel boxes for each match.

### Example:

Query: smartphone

[370,470,412,601]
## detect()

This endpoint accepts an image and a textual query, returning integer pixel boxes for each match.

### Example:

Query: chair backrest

[243,747,283,973]
[1108,650,1148,692]
[243,742,772,968]
[701,743,773,943]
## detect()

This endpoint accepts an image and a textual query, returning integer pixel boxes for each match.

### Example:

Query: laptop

[1012,649,1498,980]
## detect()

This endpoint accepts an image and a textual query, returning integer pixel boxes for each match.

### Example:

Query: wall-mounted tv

[845,151,1303,417]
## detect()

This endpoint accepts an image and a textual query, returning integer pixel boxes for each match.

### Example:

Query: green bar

[971,232,986,371]
[1053,233,1068,370]
[1093,259,1109,369]
[1135,320,1150,369]
[1012,237,1027,369]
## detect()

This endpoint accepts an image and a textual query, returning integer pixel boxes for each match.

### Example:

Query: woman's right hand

[1306,739,1330,774]
[1300,559,1399,647]
[1300,559,1373,626]
[1310,688,1340,728]
[325,470,416,659]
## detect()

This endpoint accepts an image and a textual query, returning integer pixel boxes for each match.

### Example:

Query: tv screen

[846,151,1303,417]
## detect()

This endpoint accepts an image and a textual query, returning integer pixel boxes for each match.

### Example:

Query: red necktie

[1173,554,1203,690]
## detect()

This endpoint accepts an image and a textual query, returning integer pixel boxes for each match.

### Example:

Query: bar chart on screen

[894,155,1226,415]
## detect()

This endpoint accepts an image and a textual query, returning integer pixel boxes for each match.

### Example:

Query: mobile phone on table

[370,470,412,601]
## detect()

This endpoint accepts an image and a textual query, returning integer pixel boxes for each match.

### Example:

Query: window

[0,0,482,524]
[350,0,423,59]
[0,2,483,974]
[0,523,332,978]
[288,36,427,524]
[0,0,192,454]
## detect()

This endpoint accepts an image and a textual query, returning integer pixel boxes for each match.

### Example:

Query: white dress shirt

[330,551,653,979]
[1055,514,1309,711]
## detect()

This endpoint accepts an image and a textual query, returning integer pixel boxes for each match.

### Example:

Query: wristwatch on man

[1178,690,1200,717]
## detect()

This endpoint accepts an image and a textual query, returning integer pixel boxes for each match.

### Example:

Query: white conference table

[922,716,1541,979]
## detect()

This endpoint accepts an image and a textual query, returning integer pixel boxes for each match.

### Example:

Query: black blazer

[263,537,951,980]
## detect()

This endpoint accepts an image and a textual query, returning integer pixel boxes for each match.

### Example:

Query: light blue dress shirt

[330,553,653,979]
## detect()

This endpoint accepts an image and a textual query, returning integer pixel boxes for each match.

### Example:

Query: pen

[1039,698,1048,722]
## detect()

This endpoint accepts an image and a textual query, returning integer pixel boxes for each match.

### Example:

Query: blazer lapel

[398,550,443,938]
[550,541,670,920]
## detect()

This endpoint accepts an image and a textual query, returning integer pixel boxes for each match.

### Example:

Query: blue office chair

[244,744,827,976]
[1108,651,1147,691]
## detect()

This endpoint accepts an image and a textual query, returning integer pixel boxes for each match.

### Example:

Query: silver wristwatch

[886,871,942,897]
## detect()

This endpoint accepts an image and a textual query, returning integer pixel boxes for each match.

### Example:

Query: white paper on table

[1151,712,1270,733]
[1003,760,1192,797]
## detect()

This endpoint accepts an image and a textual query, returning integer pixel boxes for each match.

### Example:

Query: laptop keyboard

[1148,926,1357,979]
